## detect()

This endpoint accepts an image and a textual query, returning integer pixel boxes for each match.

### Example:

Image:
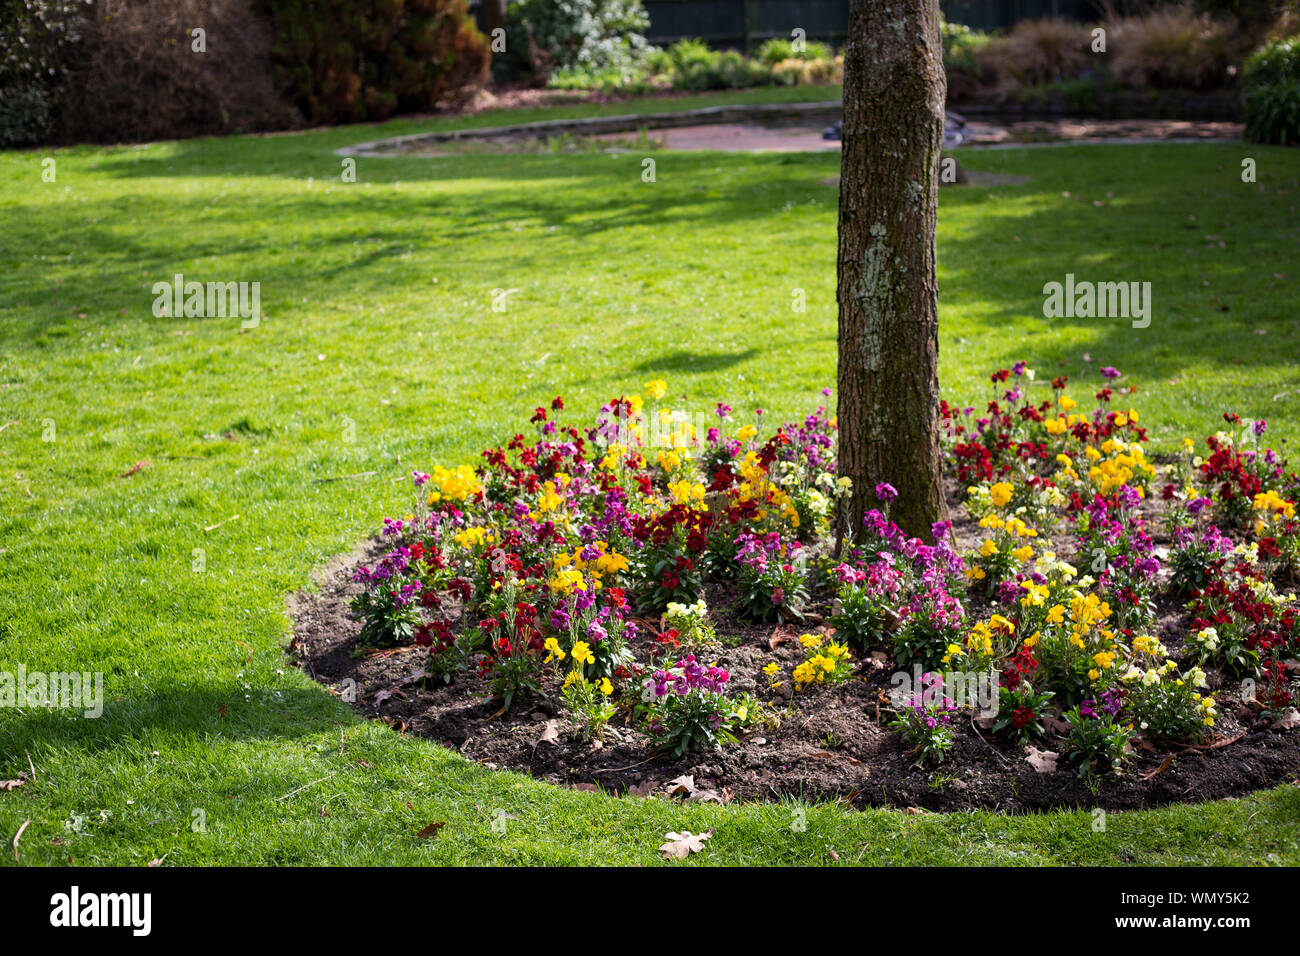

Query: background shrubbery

[496,0,651,84]
[0,0,488,146]
[264,0,489,125]
[1243,33,1300,142]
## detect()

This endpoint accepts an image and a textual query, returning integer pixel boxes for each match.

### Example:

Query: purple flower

[1253,419,1267,437]
[875,482,898,503]
[1100,366,1121,380]
[412,471,430,487]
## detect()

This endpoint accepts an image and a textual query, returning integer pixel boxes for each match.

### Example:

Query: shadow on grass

[1,683,346,759]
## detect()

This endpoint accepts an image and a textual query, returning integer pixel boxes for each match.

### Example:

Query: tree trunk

[482,0,507,46]
[836,0,948,546]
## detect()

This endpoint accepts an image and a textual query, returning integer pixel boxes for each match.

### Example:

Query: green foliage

[266,0,489,125]
[500,0,651,81]
[755,37,833,66]
[1244,34,1300,143]
[0,84,54,146]
[0,0,85,145]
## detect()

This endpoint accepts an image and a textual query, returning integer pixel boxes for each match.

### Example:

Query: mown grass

[2,88,1299,865]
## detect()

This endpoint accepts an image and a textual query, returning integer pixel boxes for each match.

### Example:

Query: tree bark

[836,0,948,546]
[482,0,507,46]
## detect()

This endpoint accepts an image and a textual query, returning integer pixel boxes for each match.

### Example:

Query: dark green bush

[0,0,81,146]
[0,85,54,147]
[265,0,490,125]
[1243,34,1300,143]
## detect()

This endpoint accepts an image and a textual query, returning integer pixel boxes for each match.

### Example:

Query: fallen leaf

[1271,708,1300,731]
[903,806,928,815]
[0,779,25,792]
[659,829,712,860]
[868,651,890,671]
[665,774,696,798]
[417,821,446,839]
[537,720,560,746]
[688,787,734,805]
[118,460,150,479]
[768,626,797,650]
[1141,755,1174,781]
[1025,746,1059,773]
[627,782,655,798]
[1041,713,1070,734]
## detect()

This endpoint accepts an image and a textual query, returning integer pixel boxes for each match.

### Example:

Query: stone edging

[335,100,844,157]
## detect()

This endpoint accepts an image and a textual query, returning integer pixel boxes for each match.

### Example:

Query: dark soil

[288,481,1300,813]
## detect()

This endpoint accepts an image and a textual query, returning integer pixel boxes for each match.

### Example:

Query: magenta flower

[1100,366,1121,380]
[875,482,898,503]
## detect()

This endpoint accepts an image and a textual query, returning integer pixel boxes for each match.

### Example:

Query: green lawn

[2,88,1300,865]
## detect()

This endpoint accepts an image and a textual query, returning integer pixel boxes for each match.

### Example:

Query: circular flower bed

[291,363,1300,811]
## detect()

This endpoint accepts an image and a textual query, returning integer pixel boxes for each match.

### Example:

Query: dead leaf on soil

[867,651,890,671]
[537,720,561,746]
[1180,732,1245,752]
[659,829,712,860]
[1041,713,1070,735]
[768,625,797,650]
[417,821,446,839]
[1271,708,1300,730]
[627,781,656,798]
[1025,746,1060,773]
[1141,755,1174,781]
[665,774,696,798]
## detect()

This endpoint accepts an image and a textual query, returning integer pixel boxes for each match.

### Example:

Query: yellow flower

[1059,395,1077,411]
[595,551,629,575]
[1011,544,1034,564]
[571,641,594,666]
[1046,604,1066,625]
[599,677,613,696]
[990,482,1014,508]
[979,539,999,558]
[644,379,667,400]
[763,662,780,677]
[798,633,822,649]
[544,637,565,663]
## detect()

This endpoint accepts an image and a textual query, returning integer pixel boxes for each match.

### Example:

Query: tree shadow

[936,142,1300,381]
